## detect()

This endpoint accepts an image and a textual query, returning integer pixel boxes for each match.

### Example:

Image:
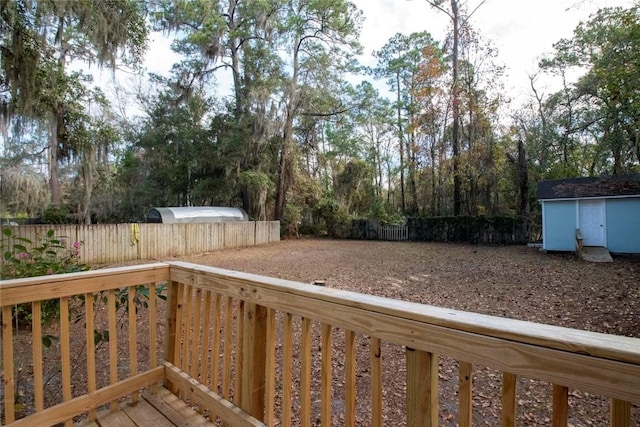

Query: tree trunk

[396,71,406,213]
[451,0,461,216]
[517,139,528,216]
[275,29,301,221]
[49,110,62,207]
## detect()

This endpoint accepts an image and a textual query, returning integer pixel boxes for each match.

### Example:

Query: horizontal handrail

[168,261,639,365]
[169,261,640,403]
[0,263,171,306]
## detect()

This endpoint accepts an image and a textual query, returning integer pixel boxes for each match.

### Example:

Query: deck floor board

[74,387,215,427]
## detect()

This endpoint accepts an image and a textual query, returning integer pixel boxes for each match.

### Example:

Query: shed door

[579,200,605,246]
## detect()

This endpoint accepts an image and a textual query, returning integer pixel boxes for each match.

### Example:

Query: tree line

[1,0,638,234]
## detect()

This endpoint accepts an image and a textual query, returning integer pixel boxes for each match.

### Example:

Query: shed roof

[538,174,640,200]
[146,207,249,223]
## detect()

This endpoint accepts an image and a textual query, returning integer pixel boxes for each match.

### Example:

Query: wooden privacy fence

[2,222,279,264]
[2,262,638,426]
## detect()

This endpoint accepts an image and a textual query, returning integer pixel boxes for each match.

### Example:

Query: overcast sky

[127,0,635,108]
[351,0,636,103]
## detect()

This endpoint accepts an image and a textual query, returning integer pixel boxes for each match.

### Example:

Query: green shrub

[2,227,90,328]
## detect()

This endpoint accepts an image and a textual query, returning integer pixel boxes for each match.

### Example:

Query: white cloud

[353,0,636,104]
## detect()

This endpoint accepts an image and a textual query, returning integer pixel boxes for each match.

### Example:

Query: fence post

[406,347,438,426]
[164,280,179,391]
[241,302,267,420]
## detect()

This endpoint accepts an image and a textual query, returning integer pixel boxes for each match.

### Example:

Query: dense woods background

[1,1,639,235]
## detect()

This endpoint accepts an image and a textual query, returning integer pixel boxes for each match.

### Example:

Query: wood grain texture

[143,387,214,426]
[240,303,267,420]
[128,286,139,404]
[235,299,245,407]
[406,348,438,427]
[168,264,640,402]
[121,399,174,427]
[222,297,234,404]
[344,329,356,427]
[458,361,473,427]
[610,399,631,427]
[85,293,97,420]
[168,262,640,365]
[191,288,203,385]
[282,313,294,427]
[552,384,568,427]
[2,305,15,424]
[264,308,277,425]
[60,297,72,427]
[183,285,193,380]
[502,372,516,427]
[32,300,44,413]
[300,317,312,427]
[8,366,163,427]
[200,290,212,389]
[164,281,179,392]
[108,289,119,412]
[321,323,332,427]
[210,293,222,395]
[164,362,266,427]
[370,337,382,427]
[148,283,158,394]
[0,263,170,306]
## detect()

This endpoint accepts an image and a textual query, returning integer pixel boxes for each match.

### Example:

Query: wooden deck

[76,388,214,427]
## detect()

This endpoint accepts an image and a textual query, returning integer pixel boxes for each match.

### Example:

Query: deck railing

[1,262,639,426]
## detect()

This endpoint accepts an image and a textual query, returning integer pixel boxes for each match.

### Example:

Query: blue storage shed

[538,175,640,254]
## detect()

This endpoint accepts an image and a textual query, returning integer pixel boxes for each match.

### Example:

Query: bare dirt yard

[175,238,640,427]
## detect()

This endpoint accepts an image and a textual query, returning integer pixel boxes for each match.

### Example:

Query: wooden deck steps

[76,388,214,427]
[581,246,614,262]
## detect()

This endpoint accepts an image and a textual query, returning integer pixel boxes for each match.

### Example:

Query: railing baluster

[173,282,184,369]
[301,317,312,427]
[60,296,72,427]
[264,308,277,425]
[85,293,96,420]
[32,300,44,413]
[344,329,356,427]
[458,361,472,427]
[148,283,158,394]
[190,288,203,410]
[282,313,294,427]
[235,299,245,405]
[2,305,15,424]
[552,384,568,426]
[128,286,139,404]
[502,372,517,427]
[321,323,332,427]
[191,288,203,377]
[210,293,221,396]
[222,296,233,421]
[610,398,631,427]
[108,289,118,412]
[183,285,193,378]
[198,289,212,414]
[371,337,382,427]
[164,281,179,393]
[406,348,438,426]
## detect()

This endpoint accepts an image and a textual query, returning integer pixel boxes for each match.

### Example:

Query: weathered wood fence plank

[2,222,279,265]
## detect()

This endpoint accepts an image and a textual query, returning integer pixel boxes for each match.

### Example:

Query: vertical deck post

[406,347,438,427]
[240,302,267,421]
[164,280,179,391]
